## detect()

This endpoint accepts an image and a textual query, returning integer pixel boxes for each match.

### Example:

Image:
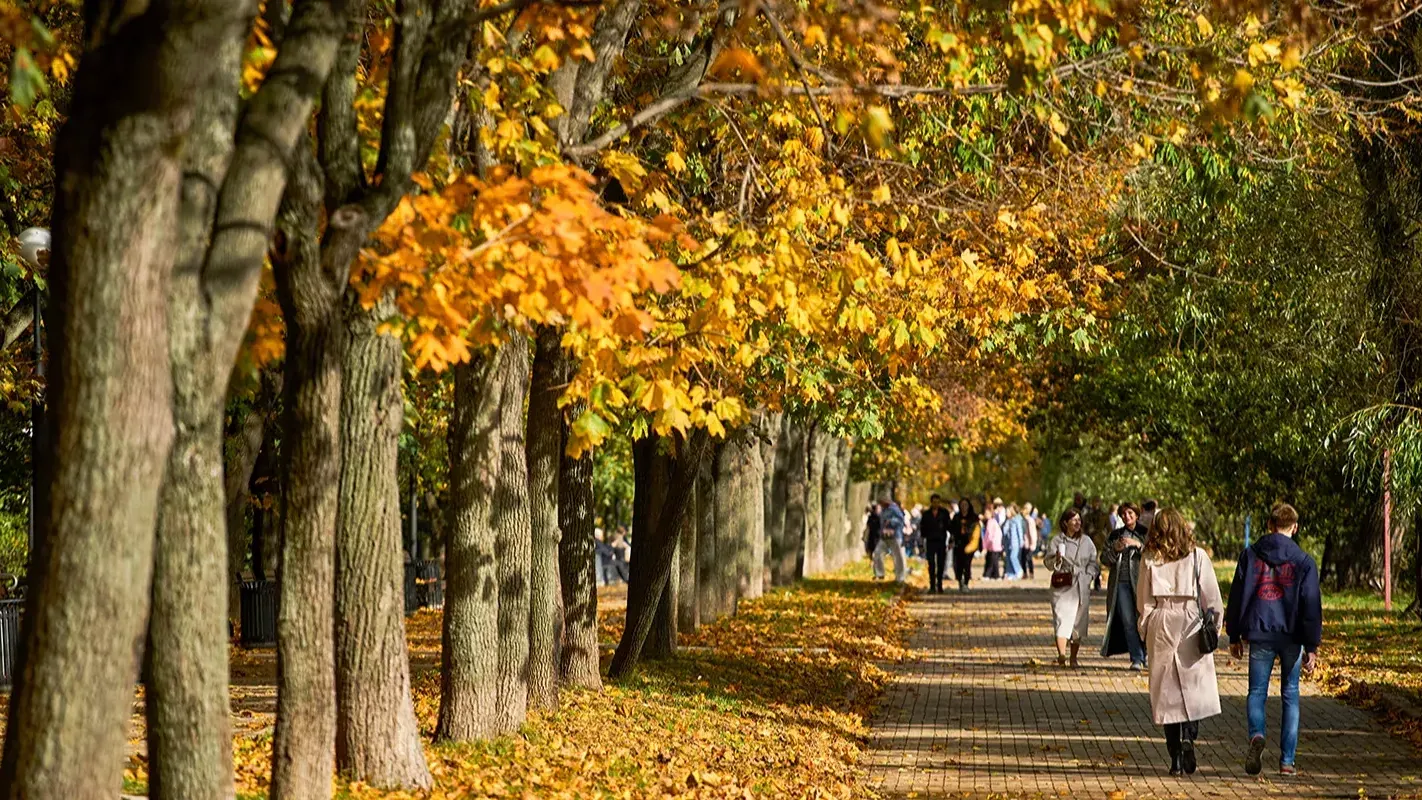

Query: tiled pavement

[867,567,1421,799]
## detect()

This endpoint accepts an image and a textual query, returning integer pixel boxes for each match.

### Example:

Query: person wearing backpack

[1224,502,1323,778]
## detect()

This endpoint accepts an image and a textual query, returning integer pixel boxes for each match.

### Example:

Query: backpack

[865,514,882,554]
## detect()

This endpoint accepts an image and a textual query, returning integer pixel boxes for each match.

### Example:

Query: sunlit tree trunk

[436,350,504,741]
[493,333,532,733]
[557,402,601,689]
[334,295,430,789]
[0,3,231,793]
[526,326,563,711]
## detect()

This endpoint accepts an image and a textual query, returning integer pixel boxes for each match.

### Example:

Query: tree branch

[202,0,362,373]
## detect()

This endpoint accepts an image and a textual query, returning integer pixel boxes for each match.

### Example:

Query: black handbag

[1193,552,1220,654]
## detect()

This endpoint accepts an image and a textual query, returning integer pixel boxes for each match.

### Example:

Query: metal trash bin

[0,598,22,688]
[414,560,443,610]
[239,579,279,648]
[404,562,419,615]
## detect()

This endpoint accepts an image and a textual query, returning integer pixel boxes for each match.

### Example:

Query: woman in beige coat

[1045,508,1099,668]
[1138,508,1223,776]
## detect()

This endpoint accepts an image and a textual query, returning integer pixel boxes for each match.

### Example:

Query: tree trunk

[803,426,829,576]
[0,2,242,795]
[746,433,766,600]
[713,440,739,617]
[695,448,718,624]
[633,436,675,659]
[493,332,532,734]
[732,431,756,601]
[145,17,249,800]
[436,350,505,742]
[270,142,347,800]
[756,411,780,595]
[557,398,601,690]
[334,295,430,789]
[608,431,709,679]
[676,477,699,632]
[526,326,563,712]
[777,421,808,584]
[823,438,849,570]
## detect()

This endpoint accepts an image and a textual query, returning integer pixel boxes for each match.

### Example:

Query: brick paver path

[867,568,1421,799]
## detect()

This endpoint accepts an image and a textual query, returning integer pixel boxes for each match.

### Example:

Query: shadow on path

[867,570,1422,799]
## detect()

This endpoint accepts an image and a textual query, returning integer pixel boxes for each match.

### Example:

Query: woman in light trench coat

[1138,508,1224,776]
[1045,508,1099,668]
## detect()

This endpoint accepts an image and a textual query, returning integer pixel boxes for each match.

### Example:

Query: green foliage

[593,431,633,531]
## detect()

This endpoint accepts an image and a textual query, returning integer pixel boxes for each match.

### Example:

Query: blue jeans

[1114,582,1146,664]
[1248,641,1303,766]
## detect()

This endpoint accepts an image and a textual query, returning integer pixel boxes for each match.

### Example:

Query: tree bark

[334,294,430,789]
[270,141,348,800]
[822,438,849,569]
[634,437,674,659]
[713,438,740,616]
[145,15,248,800]
[803,426,829,576]
[756,411,781,594]
[608,431,709,679]
[557,398,601,690]
[731,431,756,601]
[779,421,809,583]
[493,332,532,734]
[695,447,718,624]
[436,350,505,742]
[676,475,699,632]
[745,431,766,600]
[0,2,235,795]
[526,326,563,711]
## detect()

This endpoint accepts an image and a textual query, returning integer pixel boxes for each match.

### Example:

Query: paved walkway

[867,567,1421,799]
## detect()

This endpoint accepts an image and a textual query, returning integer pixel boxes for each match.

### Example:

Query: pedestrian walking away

[1101,502,1148,669]
[1138,507,1223,776]
[982,505,1004,580]
[920,494,952,593]
[874,493,910,584]
[1020,503,1038,577]
[1044,508,1099,668]
[1225,502,1323,777]
[951,498,980,592]
[1003,504,1025,580]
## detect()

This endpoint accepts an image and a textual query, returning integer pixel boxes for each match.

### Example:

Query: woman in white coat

[1044,508,1099,668]
[1138,507,1224,776]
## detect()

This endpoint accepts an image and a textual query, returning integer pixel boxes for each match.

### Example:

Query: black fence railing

[0,597,22,688]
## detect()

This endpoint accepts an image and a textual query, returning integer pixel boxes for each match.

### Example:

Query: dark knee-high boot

[1165,724,1184,776]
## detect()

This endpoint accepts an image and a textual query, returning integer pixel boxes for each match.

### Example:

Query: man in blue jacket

[1224,502,1323,778]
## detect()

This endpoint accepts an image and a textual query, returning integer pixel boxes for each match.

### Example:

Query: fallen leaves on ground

[1309,588,1422,753]
[126,560,916,799]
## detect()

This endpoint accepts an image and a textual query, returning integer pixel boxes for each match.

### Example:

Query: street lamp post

[17,227,48,565]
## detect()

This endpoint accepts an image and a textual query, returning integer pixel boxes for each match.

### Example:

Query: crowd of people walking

[866,491,1326,781]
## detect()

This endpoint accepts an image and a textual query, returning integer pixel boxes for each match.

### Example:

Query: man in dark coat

[920,494,952,594]
[1100,502,1148,668]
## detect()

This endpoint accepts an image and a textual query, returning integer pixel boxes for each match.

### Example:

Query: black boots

[1168,740,1183,776]
[1180,740,1197,775]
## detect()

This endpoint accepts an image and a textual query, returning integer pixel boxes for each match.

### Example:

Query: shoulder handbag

[965,522,981,554]
[1049,538,1075,588]
[1193,551,1220,654]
